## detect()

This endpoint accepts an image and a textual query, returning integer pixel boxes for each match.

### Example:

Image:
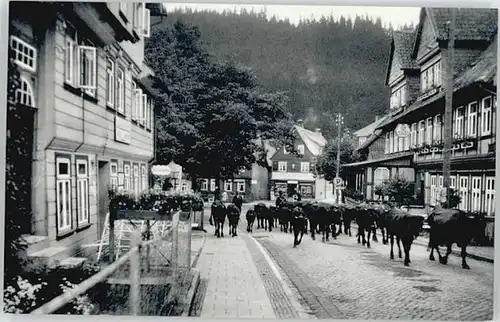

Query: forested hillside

[153,8,409,139]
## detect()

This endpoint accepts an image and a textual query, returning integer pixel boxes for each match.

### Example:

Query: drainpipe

[74,91,85,153]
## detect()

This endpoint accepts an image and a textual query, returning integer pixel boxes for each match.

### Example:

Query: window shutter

[272,161,278,171]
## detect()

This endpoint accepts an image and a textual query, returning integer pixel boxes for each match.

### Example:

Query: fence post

[129,231,141,316]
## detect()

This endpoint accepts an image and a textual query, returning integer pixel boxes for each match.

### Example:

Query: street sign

[395,124,411,138]
[334,177,343,186]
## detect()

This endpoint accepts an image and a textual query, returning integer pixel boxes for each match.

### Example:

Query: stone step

[29,246,69,267]
[57,257,88,269]
[23,234,50,255]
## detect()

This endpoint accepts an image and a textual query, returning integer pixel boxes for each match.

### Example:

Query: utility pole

[442,8,456,207]
[335,113,343,203]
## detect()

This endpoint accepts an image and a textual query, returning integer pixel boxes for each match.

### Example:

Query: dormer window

[390,85,407,110]
[421,60,442,94]
[297,144,305,155]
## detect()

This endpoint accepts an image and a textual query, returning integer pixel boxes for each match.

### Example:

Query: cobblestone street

[191,203,494,320]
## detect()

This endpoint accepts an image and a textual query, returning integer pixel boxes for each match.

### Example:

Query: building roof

[356,129,383,151]
[393,31,419,70]
[294,125,327,156]
[454,35,497,90]
[353,115,390,137]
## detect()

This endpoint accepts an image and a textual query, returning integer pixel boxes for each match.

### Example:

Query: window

[106,59,115,107]
[133,165,140,196]
[430,175,437,206]
[134,88,143,123]
[236,180,245,192]
[224,180,232,192]
[181,182,187,192]
[140,94,147,126]
[471,176,481,212]
[210,179,216,191]
[450,175,456,189]
[390,85,407,109]
[393,131,399,152]
[403,133,410,151]
[283,146,289,154]
[110,162,118,191]
[410,123,417,147]
[134,3,151,38]
[467,102,478,137]
[119,2,128,15]
[124,164,131,192]
[15,77,35,107]
[398,133,404,152]
[485,177,495,216]
[131,82,138,121]
[458,176,469,211]
[146,97,152,130]
[291,163,296,170]
[433,115,442,142]
[373,167,390,187]
[481,97,492,136]
[297,144,305,155]
[76,158,89,226]
[418,121,425,147]
[64,26,97,96]
[56,157,72,233]
[454,107,465,139]
[385,133,390,154]
[10,35,37,73]
[421,61,441,93]
[426,117,433,144]
[201,179,208,191]
[389,131,394,153]
[141,165,147,192]
[300,162,310,172]
[278,161,287,172]
[117,67,125,114]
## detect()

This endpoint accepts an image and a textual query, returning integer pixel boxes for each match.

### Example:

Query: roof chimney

[297,119,304,127]
[316,128,321,133]
[375,115,380,121]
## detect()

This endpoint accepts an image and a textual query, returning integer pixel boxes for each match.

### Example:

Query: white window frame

[403,133,410,151]
[410,123,417,147]
[398,133,404,152]
[77,45,97,92]
[283,146,289,154]
[133,165,140,196]
[141,164,147,192]
[426,117,433,144]
[134,88,143,123]
[454,107,465,139]
[119,2,128,15]
[131,82,138,121]
[15,76,36,108]
[481,96,492,136]
[471,176,481,212]
[236,180,245,193]
[140,94,147,126]
[430,175,437,206]
[373,167,390,187]
[467,102,478,137]
[485,177,495,216]
[210,179,216,192]
[418,121,425,147]
[181,182,187,192]
[278,161,287,172]
[433,114,442,142]
[117,67,125,114]
[201,179,208,191]
[56,157,72,233]
[135,3,150,38]
[297,144,305,155]
[106,59,115,108]
[124,164,131,192]
[10,35,37,73]
[110,162,118,191]
[389,131,394,153]
[224,180,233,192]
[300,162,310,173]
[385,133,390,154]
[76,158,90,226]
[458,176,469,211]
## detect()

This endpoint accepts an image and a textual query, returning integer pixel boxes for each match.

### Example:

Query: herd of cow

[210,199,486,270]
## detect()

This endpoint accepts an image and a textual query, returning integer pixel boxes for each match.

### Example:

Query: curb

[349,225,494,264]
[182,269,200,317]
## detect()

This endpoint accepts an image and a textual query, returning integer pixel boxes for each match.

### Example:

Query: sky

[163,3,421,28]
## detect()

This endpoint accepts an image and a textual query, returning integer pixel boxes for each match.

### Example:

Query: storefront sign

[395,123,411,138]
[251,180,258,184]
[115,116,131,144]
[287,180,299,184]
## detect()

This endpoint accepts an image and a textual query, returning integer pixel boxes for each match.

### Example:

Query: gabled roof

[353,115,390,137]
[356,129,383,151]
[385,30,419,85]
[412,8,498,57]
[294,125,327,156]
[454,35,497,90]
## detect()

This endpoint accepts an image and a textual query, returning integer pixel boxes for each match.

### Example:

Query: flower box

[461,141,474,149]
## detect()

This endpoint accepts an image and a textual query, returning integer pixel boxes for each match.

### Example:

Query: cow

[341,204,356,237]
[211,200,227,238]
[292,206,308,247]
[269,205,280,229]
[327,204,343,240]
[370,202,392,244]
[278,202,295,233]
[255,203,269,230]
[226,203,241,237]
[386,207,424,266]
[246,209,256,233]
[355,203,378,248]
[427,207,486,270]
[300,201,318,239]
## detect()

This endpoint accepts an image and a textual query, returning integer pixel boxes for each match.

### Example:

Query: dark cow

[269,205,280,229]
[226,203,241,237]
[370,202,392,244]
[211,200,227,238]
[327,204,343,240]
[246,209,256,233]
[427,207,486,270]
[292,206,308,247]
[278,202,294,233]
[300,201,319,239]
[255,203,269,230]
[355,203,378,248]
[341,204,356,237]
[386,207,424,266]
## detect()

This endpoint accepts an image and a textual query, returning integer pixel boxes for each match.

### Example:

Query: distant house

[270,120,331,200]
[353,115,389,149]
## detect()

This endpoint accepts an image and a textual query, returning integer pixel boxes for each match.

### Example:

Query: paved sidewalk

[195,233,276,318]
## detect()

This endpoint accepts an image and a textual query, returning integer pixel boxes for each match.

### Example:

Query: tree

[315,130,362,182]
[146,21,296,198]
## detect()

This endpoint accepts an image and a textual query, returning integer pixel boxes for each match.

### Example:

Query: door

[459,176,469,211]
[97,161,110,239]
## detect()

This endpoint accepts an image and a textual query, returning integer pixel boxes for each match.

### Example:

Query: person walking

[233,192,244,214]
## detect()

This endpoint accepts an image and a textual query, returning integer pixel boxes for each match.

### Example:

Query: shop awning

[342,152,413,168]
[271,172,315,182]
